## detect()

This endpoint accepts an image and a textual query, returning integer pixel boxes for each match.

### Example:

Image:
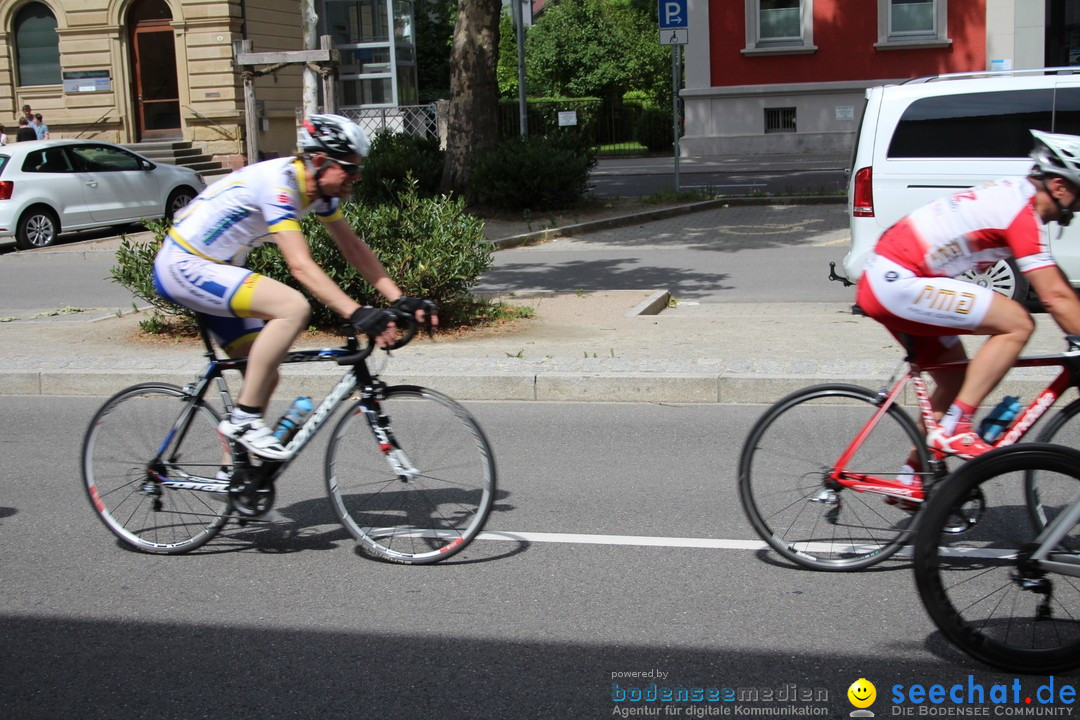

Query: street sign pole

[658,0,687,193]
[672,45,680,192]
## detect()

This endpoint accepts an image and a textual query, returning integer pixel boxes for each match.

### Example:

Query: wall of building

[0,0,315,163]
[682,0,996,157]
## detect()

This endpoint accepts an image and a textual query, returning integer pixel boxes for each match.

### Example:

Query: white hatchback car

[839,67,1080,302]
[0,139,206,249]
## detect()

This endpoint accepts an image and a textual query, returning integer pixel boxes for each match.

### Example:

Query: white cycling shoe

[217,417,292,461]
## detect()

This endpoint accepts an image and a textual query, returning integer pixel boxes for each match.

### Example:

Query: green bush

[469,135,594,211]
[356,130,446,205]
[111,189,494,331]
[635,108,674,153]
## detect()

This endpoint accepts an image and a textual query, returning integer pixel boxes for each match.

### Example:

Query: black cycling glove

[349,306,393,336]
[392,296,437,316]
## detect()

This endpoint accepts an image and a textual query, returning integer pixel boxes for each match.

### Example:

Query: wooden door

[130,17,180,139]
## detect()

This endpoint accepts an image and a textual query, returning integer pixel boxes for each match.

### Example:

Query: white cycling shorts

[856,253,995,335]
[153,239,265,352]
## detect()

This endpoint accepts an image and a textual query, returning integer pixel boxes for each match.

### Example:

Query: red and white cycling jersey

[873,177,1056,278]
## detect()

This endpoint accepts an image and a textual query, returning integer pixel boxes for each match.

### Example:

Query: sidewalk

[0,162,1070,405]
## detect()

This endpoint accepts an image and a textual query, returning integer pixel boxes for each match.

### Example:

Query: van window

[888,89,1054,159]
[1052,86,1080,135]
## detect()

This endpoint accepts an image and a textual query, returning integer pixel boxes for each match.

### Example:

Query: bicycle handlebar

[335,306,435,365]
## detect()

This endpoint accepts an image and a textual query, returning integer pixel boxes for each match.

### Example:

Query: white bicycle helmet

[1030,129,1080,187]
[298,114,371,159]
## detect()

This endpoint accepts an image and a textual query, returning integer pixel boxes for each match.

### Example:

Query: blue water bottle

[273,396,313,444]
[977,395,1022,443]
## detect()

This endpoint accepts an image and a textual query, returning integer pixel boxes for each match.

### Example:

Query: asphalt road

[3,396,1070,719]
[591,168,848,198]
[476,202,852,302]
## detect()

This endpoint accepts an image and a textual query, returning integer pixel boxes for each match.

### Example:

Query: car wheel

[955,258,1029,302]
[165,187,196,221]
[15,207,59,250]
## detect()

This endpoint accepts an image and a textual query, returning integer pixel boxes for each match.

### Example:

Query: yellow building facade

[0,0,309,163]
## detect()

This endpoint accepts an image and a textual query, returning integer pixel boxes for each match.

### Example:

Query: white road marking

[475,531,1029,560]
[478,530,767,549]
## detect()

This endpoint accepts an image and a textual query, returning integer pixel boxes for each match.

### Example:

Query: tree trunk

[440,0,502,197]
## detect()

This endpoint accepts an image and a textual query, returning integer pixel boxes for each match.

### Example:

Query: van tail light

[0,182,12,200]
[852,167,874,217]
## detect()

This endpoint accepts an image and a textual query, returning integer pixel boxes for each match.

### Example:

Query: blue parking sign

[658,0,688,29]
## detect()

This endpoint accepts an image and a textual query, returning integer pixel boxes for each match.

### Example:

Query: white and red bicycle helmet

[298,114,371,159]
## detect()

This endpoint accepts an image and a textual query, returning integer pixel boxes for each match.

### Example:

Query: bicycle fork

[359,402,420,481]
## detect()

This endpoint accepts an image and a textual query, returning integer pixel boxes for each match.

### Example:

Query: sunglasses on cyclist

[329,158,361,178]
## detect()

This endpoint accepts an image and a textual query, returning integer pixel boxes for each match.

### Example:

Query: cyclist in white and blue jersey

[154,114,435,461]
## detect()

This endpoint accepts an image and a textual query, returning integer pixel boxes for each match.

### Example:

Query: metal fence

[497,99,647,156]
[339,104,440,141]
[338,100,649,156]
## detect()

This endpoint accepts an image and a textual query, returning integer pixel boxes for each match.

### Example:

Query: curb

[0,367,1055,406]
[490,195,845,250]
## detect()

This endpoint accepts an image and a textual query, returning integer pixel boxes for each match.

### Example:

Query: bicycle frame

[1026,496,1080,577]
[827,341,1080,505]
[145,323,385,497]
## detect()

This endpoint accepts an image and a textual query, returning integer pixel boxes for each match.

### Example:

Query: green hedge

[356,130,446,205]
[469,134,594,211]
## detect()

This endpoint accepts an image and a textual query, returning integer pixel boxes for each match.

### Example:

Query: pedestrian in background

[15,116,36,142]
[22,104,35,128]
[34,113,48,140]
[0,124,7,146]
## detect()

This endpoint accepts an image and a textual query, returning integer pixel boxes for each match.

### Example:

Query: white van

[837,67,1080,301]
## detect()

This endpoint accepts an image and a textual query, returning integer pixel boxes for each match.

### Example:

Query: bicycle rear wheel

[913,444,1080,675]
[325,385,496,564]
[739,383,929,571]
[82,383,231,554]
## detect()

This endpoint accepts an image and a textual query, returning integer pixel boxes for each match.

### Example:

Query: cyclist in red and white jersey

[857,130,1080,460]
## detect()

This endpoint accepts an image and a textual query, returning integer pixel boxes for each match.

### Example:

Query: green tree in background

[415,0,455,102]
[518,0,671,107]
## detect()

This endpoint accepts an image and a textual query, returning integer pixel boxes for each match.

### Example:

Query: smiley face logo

[848,678,876,709]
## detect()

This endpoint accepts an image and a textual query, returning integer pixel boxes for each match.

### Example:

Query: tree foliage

[520,0,671,107]
[415,0,456,102]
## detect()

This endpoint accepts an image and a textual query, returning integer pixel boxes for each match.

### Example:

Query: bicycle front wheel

[82,383,231,554]
[739,383,929,571]
[325,385,496,564]
[913,444,1080,675]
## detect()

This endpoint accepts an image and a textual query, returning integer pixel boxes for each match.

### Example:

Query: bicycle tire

[738,383,929,571]
[913,443,1080,675]
[324,385,496,564]
[1029,397,1080,536]
[82,383,231,554]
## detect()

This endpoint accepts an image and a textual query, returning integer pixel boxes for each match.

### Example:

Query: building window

[877,0,950,48]
[322,0,418,108]
[743,0,815,55]
[14,2,61,87]
[765,107,797,133]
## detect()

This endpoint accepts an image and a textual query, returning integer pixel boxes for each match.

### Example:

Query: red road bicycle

[738,335,1080,571]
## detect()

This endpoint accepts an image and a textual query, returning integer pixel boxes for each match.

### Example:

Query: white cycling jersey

[873,177,1055,278]
[167,156,343,265]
